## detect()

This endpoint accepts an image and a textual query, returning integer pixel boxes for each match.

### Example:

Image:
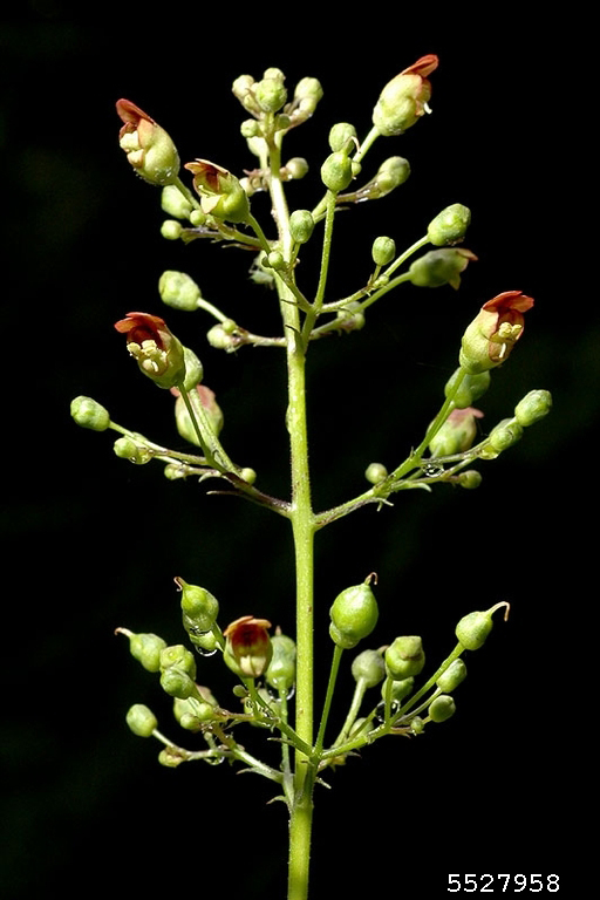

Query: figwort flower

[114,312,186,389]
[459,291,534,374]
[223,616,272,678]
[184,159,250,223]
[116,99,180,185]
[372,55,439,136]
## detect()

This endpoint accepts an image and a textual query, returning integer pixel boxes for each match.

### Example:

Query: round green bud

[444,368,491,409]
[240,467,257,485]
[321,151,353,193]
[181,346,203,392]
[381,675,414,702]
[266,634,297,692]
[409,247,477,289]
[374,156,411,195]
[365,462,388,484]
[410,716,424,734]
[175,577,219,633]
[427,204,471,246]
[159,270,201,311]
[113,436,153,465]
[70,396,110,431]
[385,636,425,680]
[160,644,197,678]
[290,210,315,244]
[174,695,216,730]
[456,610,494,650]
[329,582,379,650]
[436,659,467,693]
[351,649,386,688]
[126,704,157,738]
[126,632,167,672]
[514,390,552,427]
[457,470,483,490]
[241,118,261,139]
[428,694,456,723]
[160,667,196,699]
[372,236,396,267]
[266,250,285,270]
[263,67,285,82]
[488,419,523,453]
[161,184,193,220]
[189,209,206,227]
[158,747,184,767]
[160,220,183,240]
[255,78,288,113]
[328,122,357,152]
[207,323,237,351]
[285,157,309,179]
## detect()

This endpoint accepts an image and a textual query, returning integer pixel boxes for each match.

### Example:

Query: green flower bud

[116,99,180,186]
[232,75,259,114]
[444,368,491,409]
[181,347,203,392]
[487,418,523,453]
[161,220,183,240]
[266,634,297,692]
[241,118,261,139]
[321,151,353,193]
[365,462,388,484]
[514,390,552,427]
[436,659,467,693]
[174,385,224,446]
[284,157,309,179]
[385,636,425,680]
[240,468,257,484]
[290,77,323,124]
[158,270,201,311]
[372,236,396,267]
[329,581,379,650]
[161,184,193,220]
[160,667,196,699]
[158,747,185,767]
[160,644,197,679]
[126,704,157,738]
[70,396,110,431]
[117,630,167,673]
[223,616,272,679]
[266,250,285,270]
[255,77,287,113]
[290,210,315,244]
[456,603,510,651]
[428,694,456,723]
[366,156,411,199]
[175,577,219,633]
[409,248,477,289]
[174,693,217,730]
[207,322,238,351]
[189,209,206,227]
[185,160,250,224]
[429,407,483,457]
[329,122,357,152]
[351,649,386,688]
[427,204,471,246]
[113,436,153,464]
[372,56,438,136]
[381,675,414,702]
[457,470,482,490]
[410,716,424,734]
[335,302,365,332]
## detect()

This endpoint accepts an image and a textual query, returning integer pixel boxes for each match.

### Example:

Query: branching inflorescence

[71,58,551,900]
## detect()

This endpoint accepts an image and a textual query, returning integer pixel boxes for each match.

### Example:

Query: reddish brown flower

[223,616,273,679]
[115,312,185,388]
[372,54,439,136]
[116,99,179,185]
[459,291,535,374]
[184,159,249,223]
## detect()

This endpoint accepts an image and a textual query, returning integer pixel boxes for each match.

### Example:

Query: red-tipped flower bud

[372,55,438,136]
[459,291,534,374]
[116,99,180,186]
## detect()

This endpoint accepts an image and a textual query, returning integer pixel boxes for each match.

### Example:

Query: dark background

[2,7,590,897]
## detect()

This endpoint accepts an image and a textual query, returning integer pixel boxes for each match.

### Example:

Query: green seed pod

[372,236,396,267]
[70,396,110,431]
[160,644,197,678]
[488,418,523,453]
[381,675,414,702]
[161,219,183,240]
[409,247,477,289]
[159,270,201,312]
[351,649,386,688]
[255,78,288,113]
[365,462,388,484]
[329,122,357,152]
[436,659,467,693]
[385,636,425,680]
[290,209,314,244]
[265,634,297,692]
[428,694,456,723]
[285,157,309,179]
[456,611,494,650]
[126,704,158,738]
[113,436,153,465]
[161,184,193,220]
[329,582,379,650]
[125,631,167,673]
[514,390,552,427]
[457,470,482,490]
[175,577,219,633]
[427,204,471,246]
[321,151,353,193]
[444,368,491,409]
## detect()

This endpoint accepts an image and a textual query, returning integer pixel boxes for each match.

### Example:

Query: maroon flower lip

[114,312,170,348]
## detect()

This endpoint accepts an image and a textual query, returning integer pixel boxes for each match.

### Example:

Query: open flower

[116,99,180,185]
[372,54,439,136]
[223,616,272,679]
[184,159,250,223]
[459,291,535,374]
[114,312,186,388]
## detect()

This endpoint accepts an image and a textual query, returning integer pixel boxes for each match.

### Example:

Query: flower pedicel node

[459,291,534,374]
[116,99,180,186]
[114,312,186,389]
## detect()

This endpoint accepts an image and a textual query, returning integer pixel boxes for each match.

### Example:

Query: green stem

[333,677,368,748]
[302,190,337,344]
[314,644,344,754]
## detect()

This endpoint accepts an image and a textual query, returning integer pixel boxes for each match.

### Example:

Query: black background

[2,6,591,897]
